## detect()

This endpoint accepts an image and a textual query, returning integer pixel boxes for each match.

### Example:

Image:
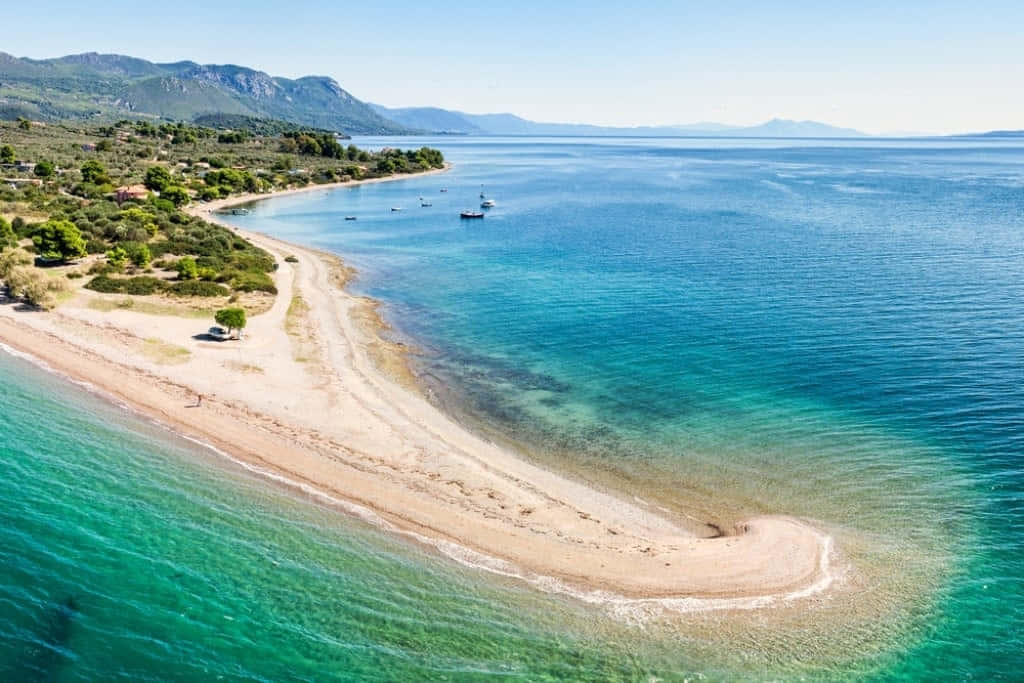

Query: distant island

[369,105,870,138]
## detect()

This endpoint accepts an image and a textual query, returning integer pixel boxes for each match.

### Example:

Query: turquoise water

[3,137,1024,679]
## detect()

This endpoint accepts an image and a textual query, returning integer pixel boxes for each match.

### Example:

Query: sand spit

[0,171,837,610]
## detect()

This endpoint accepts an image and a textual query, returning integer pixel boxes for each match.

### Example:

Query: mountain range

[369,104,868,137]
[0,52,406,134]
[7,51,1003,138]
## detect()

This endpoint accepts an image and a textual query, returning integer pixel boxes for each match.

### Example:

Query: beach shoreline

[0,165,839,610]
[190,162,453,217]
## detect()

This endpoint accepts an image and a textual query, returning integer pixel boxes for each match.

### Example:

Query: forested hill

[0,52,408,135]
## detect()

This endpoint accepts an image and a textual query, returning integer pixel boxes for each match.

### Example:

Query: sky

[3,1,1023,134]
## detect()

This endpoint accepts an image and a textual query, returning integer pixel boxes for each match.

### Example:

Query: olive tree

[214,307,246,337]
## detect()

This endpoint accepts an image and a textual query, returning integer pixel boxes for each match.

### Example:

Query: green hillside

[0,52,408,135]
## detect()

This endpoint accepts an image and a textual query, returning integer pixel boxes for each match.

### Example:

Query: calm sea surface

[2,136,1022,680]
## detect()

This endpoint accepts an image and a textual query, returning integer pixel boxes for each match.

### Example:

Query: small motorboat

[481,199,496,208]
[344,216,357,221]
[440,188,448,193]
[480,191,486,198]
[460,211,485,219]
[229,208,251,215]
[421,202,433,207]
[391,207,403,212]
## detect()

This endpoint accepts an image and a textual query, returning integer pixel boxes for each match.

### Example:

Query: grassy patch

[142,338,191,365]
[224,360,263,374]
[87,296,216,318]
[285,289,317,363]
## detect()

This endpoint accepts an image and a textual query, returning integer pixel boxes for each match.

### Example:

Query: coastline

[0,165,838,610]
[191,162,453,217]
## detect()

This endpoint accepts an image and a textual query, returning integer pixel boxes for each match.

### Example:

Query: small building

[115,184,149,203]
[81,143,97,152]
[3,178,43,187]
[15,161,35,173]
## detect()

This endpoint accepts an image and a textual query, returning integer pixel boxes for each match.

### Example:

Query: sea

[1,136,1022,681]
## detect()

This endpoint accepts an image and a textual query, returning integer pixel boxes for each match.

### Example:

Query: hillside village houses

[115,184,149,203]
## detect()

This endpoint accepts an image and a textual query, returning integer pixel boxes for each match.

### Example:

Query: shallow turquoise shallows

[3,136,1023,680]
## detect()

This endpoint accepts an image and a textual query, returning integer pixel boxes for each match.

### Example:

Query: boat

[481,199,496,208]
[344,216,357,221]
[391,207,403,212]
[460,211,485,219]
[229,208,250,215]
[421,202,433,207]
[440,188,448,193]
[480,191,486,198]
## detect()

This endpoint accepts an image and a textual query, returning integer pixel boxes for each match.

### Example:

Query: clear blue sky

[4,1,1022,134]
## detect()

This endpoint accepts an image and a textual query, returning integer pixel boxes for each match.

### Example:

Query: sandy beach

[0,170,837,607]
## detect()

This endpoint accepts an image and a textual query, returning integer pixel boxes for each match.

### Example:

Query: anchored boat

[460,211,485,219]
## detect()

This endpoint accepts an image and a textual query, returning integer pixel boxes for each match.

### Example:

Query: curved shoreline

[0,166,839,610]
[191,162,453,216]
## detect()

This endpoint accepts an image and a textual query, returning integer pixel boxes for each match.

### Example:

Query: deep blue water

[2,136,1023,679]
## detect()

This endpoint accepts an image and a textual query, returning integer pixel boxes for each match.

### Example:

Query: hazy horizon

[4,1,1023,135]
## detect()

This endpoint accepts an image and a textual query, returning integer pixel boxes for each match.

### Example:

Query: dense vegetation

[192,114,346,138]
[0,117,443,308]
[0,51,408,135]
[0,182,278,300]
[1,118,440,309]
[1,118,442,197]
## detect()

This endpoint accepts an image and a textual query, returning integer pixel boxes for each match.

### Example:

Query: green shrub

[230,271,277,294]
[85,275,166,295]
[175,256,199,280]
[168,280,230,297]
[88,261,114,275]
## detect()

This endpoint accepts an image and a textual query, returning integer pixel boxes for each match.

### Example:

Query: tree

[17,117,30,131]
[161,185,190,207]
[126,243,151,268]
[199,186,221,201]
[106,246,128,269]
[0,218,15,249]
[34,160,55,179]
[144,165,173,192]
[0,248,32,279]
[214,307,247,337]
[32,219,87,262]
[3,262,66,309]
[176,256,198,280]
[0,144,14,164]
[80,159,110,185]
